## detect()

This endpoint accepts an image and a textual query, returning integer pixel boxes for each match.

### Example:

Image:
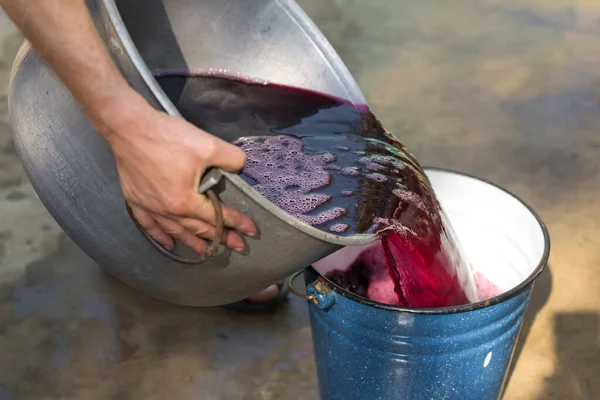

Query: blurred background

[0,0,599,398]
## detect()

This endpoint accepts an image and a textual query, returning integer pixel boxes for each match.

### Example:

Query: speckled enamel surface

[305,267,532,400]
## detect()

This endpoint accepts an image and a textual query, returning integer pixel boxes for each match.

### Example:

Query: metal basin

[8,0,375,306]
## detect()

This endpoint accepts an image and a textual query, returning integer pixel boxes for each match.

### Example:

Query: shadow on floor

[502,261,600,399]
[0,234,317,400]
[503,263,553,396]
[540,312,600,399]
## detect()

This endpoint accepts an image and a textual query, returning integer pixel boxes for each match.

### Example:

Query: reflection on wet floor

[1,0,600,398]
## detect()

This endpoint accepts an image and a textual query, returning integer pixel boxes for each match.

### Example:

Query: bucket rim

[99,0,377,247]
[307,166,551,315]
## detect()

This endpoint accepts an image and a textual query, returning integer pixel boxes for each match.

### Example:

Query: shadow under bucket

[291,167,550,400]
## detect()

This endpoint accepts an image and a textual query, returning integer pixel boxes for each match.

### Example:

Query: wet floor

[1,0,600,398]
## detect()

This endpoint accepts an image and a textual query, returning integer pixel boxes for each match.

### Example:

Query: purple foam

[235,135,348,225]
[330,224,350,233]
[341,167,360,176]
[366,173,389,183]
[295,207,347,225]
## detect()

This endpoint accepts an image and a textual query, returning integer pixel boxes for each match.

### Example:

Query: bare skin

[1,0,279,302]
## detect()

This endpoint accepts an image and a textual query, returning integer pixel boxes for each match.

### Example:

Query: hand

[96,93,257,255]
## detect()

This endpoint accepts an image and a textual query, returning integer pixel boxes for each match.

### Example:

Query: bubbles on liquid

[366,163,383,172]
[358,155,402,169]
[366,173,388,183]
[236,135,345,225]
[330,223,349,233]
[342,167,360,176]
[279,193,331,214]
[236,132,419,231]
[319,153,337,163]
[295,207,347,226]
[236,127,429,234]
[393,189,427,213]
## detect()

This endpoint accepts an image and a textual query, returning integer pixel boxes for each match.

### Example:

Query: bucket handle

[126,168,224,264]
[288,270,319,305]
[288,270,337,310]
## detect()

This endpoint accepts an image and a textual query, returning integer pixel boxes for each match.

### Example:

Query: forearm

[1,0,146,138]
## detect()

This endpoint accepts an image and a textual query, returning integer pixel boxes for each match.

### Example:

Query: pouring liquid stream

[156,72,482,308]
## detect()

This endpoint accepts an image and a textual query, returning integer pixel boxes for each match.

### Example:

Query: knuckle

[150,233,168,245]
[184,237,207,253]
[162,225,184,236]
[223,208,242,228]
[194,225,212,237]
[136,218,155,229]
[130,211,154,228]
[164,196,188,215]
[201,139,218,159]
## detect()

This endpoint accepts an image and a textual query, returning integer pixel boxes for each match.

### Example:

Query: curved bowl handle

[126,168,225,264]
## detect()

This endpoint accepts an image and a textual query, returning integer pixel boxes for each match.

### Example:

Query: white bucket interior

[427,169,546,293]
[313,169,547,299]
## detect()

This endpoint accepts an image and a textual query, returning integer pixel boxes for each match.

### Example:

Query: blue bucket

[289,168,550,400]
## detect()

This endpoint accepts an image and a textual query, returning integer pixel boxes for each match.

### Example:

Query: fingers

[220,201,257,236]
[130,207,174,250]
[202,139,255,234]
[247,284,280,302]
[131,202,252,255]
[182,195,258,237]
[210,140,247,172]
[176,217,247,252]
[153,215,209,255]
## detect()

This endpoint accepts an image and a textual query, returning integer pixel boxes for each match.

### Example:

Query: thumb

[211,139,247,173]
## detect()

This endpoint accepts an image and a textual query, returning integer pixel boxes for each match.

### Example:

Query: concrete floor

[0,0,599,398]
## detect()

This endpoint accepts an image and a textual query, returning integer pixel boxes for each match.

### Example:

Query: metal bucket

[8,0,376,306]
[290,168,550,400]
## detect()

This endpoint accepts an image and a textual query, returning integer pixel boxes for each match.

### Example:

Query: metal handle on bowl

[126,168,225,264]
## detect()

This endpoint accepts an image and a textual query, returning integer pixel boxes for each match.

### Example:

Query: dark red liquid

[155,72,478,308]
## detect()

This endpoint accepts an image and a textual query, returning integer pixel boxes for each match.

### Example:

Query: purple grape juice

[155,72,479,308]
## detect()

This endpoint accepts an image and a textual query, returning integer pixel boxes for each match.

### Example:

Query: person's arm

[1,0,256,254]
[2,0,135,130]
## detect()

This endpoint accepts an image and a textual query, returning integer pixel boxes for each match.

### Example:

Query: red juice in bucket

[155,73,479,308]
